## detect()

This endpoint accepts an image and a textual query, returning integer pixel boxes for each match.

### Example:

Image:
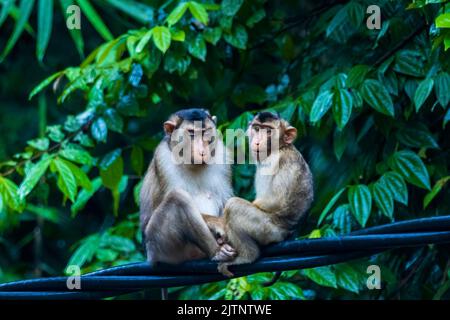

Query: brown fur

[140,109,235,265]
[215,115,314,276]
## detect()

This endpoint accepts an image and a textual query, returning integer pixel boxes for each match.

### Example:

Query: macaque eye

[203,128,212,136]
[253,125,260,132]
[203,129,213,140]
[187,130,195,137]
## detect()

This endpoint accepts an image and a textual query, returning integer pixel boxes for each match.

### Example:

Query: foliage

[0,0,450,299]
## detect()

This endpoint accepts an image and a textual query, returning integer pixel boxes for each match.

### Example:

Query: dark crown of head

[255,111,280,123]
[175,108,212,122]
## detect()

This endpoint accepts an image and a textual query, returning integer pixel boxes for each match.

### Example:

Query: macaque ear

[211,115,217,124]
[164,121,176,134]
[283,126,297,144]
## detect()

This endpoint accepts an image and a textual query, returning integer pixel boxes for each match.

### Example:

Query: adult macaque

[215,112,314,276]
[140,108,236,265]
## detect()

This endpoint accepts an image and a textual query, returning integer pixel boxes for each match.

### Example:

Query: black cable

[0,250,382,297]
[0,215,449,299]
[1,230,449,291]
[83,215,450,277]
[79,231,450,276]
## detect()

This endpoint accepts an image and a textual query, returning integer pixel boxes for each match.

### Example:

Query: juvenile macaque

[139,108,236,265]
[215,112,314,276]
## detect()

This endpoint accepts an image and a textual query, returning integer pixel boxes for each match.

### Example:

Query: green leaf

[317,187,347,226]
[102,234,136,252]
[0,177,22,211]
[396,124,439,149]
[77,0,113,40]
[346,1,364,28]
[100,152,123,216]
[53,158,77,202]
[103,108,124,133]
[117,94,139,116]
[105,0,153,24]
[66,234,100,269]
[131,146,144,176]
[36,0,53,62]
[361,79,394,117]
[91,117,108,143]
[71,177,102,217]
[96,248,118,262]
[59,148,93,166]
[270,282,304,300]
[372,181,394,219]
[388,150,431,190]
[171,29,185,42]
[100,154,123,190]
[303,266,337,288]
[246,8,265,27]
[434,72,450,108]
[423,176,450,209]
[47,125,65,142]
[0,0,14,29]
[29,71,64,100]
[379,172,408,205]
[133,180,142,207]
[414,78,434,111]
[333,127,350,161]
[444,108,450,128]
[436,13,450,28]
[64,161,92,191]
[222,0,243,16]
[310,90,334,122]
[166,2,188,26]
[188,34,206,61]
[393,50,424,77]
[346,65,371,88]
[348,185,372,227]
[27,137,49,151]
[224,24,247,49]
[135,29,153,53]
[188,1,208,25]
[203,27,222,45]
[26,204,59,223]
[326,5,348,37]
[152,26,171,53]
[100,149,121,169]
[332,204,352,234]
[333,89,353,129]
[18,158,51,199]
[1,0,35,61]
[335,263,360,293]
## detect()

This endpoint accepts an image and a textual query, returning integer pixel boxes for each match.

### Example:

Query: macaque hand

[212,243,237,262]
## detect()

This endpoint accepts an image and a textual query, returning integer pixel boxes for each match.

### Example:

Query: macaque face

[181,119,217,164]
[248,113,297,162]
[165,114,217,165]
[248,120,281,160]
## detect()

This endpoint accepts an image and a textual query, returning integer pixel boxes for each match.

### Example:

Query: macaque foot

[212,227,226,245]
[212,244,237,262]
[218,263,234,277]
